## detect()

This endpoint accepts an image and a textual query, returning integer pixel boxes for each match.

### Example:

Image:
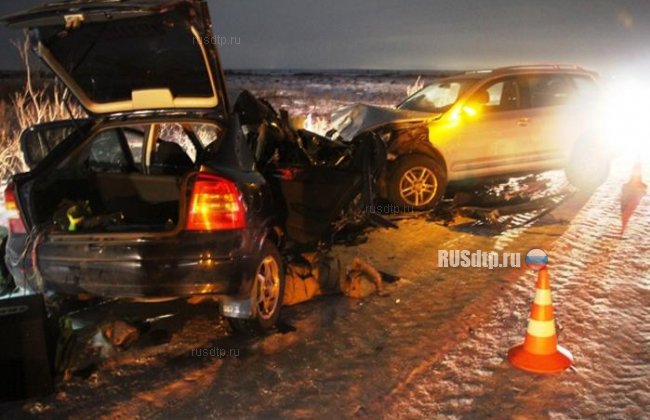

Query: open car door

[20,119,93,169]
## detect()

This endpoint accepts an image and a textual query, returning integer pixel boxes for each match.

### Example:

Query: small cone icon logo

[508,268,573,374]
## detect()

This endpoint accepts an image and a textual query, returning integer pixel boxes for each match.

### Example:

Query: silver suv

[331,65,609,210]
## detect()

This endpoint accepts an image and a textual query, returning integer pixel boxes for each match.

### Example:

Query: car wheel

[565,143,610,191]
[387,155,446,211]
[228,242,285,335]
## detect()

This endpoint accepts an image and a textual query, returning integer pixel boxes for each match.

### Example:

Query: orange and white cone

[621,160,647,233]
[626,160,646,189]
[508,268,573,374]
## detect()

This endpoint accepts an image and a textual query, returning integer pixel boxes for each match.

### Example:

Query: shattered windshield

[398,79,475,113]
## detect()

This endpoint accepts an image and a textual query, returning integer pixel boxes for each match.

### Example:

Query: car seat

[150,140,194,175]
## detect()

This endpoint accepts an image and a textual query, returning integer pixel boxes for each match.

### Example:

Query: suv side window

[526,74,574,108]
[570,76,599,102]
[470,77,522,112]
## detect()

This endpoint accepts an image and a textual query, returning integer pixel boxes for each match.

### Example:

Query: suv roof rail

[463,69,494,74]
[464,64,592,75]
[496,64,588,72]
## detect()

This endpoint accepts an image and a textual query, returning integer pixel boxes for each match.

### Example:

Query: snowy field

[226,69,454,130]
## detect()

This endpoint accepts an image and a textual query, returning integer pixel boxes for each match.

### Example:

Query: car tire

[387,154,446,211]
[565,142,610,191]
[228,242,285,335]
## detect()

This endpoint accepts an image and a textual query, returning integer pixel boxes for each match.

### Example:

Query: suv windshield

[398,78,475,113]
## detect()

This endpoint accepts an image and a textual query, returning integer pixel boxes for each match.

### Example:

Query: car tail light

[186,174,246,231]
[4,182,26,234]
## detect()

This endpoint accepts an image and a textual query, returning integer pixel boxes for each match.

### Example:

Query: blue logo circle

[525,248,548,270]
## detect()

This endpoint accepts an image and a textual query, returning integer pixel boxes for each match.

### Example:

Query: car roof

[464,64,598,78]
[427,65,598,87]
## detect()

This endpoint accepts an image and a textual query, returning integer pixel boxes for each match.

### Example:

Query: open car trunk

[26,172,184,234]
[14,120,223,235]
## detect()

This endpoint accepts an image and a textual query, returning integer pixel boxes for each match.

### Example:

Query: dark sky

[1,0,649,73]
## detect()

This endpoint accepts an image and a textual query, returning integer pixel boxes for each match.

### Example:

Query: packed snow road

[3,157,647,419]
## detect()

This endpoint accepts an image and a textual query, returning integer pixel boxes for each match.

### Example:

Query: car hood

[330,103,440,141]
[3,0,227,117]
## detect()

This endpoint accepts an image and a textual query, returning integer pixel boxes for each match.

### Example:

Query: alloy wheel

[254,256,281,320]
[399,166,438,207]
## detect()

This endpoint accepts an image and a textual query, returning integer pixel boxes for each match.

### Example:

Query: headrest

[152,140,193,174]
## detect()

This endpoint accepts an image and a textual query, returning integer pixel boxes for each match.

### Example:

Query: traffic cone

[621,160,646,234]
[627,160,646,189]
[508,268,573,374]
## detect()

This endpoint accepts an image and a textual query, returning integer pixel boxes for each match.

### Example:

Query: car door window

[192,123,221,148]
[570,76,600,103]
[156,123,198,162]
[85,129,131,173]
[527,75,574,108]
[21,120,93,169]
[470,77,521,112]
[150,123,197,175]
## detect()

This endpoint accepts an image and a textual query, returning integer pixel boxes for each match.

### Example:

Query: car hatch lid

[3,0,227,117]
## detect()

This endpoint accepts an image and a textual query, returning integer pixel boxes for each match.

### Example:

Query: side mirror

[462,91,490,117]
[19,119,90,169]
[462,102,483,117]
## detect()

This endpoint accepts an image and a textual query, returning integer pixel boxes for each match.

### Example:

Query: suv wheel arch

[380,128,448,199]
[387,127,447,175]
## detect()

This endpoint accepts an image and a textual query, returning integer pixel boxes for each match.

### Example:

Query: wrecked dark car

[2,0,386,333]
[329,66,610,211]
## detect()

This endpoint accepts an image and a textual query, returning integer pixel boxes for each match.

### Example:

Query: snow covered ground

[379,157,650,419]
[0,71,648,418]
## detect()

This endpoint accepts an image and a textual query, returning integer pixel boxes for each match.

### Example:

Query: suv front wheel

[387,155,446,211]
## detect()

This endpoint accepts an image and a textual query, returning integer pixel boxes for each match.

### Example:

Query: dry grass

[406,75,424,97]
[304,113,331,135]
[0,36,85,182]
[0,84,85,180]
